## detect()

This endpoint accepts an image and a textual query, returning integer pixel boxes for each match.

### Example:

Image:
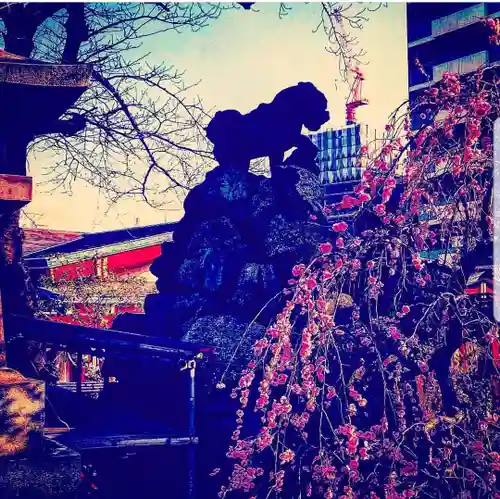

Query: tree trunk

[0,209,32,314]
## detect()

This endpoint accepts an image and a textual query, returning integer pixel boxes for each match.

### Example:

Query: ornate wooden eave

[0,49,91,86]
[0,174,32,210]
[0,59,91,88]
[0,51,92,150]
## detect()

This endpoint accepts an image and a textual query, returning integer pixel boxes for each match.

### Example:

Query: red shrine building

[22,223,175,384]
[22,223,175,327]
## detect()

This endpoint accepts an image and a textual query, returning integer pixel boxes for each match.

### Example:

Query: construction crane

[345,66,368,125]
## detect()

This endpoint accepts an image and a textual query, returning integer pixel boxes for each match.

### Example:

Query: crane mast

[345,66,368,125]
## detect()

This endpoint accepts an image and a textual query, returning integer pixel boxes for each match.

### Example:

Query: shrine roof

[24,222,178,259]
[23,228,83,256]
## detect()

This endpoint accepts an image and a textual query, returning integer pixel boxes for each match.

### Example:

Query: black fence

[4,314,211,499]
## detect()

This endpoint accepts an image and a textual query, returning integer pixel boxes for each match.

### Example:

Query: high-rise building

[406,3,496,269]
[310,123,376,217]
[407,2,500,129]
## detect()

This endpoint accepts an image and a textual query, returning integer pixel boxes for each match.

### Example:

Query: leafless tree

[271,3,387,82]
[0,2,239,207]
[261,3,387,83]
[0,2,383,206]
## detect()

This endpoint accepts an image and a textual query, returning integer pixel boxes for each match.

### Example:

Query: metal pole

[187,359,196,499]
[181,353,202,499]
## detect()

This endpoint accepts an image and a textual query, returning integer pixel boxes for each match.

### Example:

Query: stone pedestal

[0,438,81,498]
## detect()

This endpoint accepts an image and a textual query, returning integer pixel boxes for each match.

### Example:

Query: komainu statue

[205,81,330,171]
[117,81,332,385]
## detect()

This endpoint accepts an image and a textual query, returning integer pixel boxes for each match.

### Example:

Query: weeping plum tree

[216,24,500,499]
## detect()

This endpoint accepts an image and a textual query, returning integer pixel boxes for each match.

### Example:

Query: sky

[24,2,408,233]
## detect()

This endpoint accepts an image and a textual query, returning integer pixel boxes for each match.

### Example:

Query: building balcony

[407,3,500,47]
[408,3,487,46]
[408,19,496,89]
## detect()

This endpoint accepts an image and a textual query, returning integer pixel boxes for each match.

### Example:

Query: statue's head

[205,109,248,166]
[295,82,330,132]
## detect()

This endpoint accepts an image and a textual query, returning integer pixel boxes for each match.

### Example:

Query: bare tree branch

[0,2,234,207]
[317,2,387,81]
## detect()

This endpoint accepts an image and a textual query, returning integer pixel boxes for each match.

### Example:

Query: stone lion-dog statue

[205,81,330,171]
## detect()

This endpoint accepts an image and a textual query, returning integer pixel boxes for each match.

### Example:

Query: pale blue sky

[25,2,408,232]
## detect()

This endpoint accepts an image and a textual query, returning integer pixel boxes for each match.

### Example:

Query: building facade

[406,2,497,232]
[406,4,500,370]
[22,223,176,383]
[310,123,376,216]
[406,3,497,284]
[407,2,500,129]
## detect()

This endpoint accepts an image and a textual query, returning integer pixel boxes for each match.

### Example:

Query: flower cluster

[217,38,500,499]
[485,17,500,45]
